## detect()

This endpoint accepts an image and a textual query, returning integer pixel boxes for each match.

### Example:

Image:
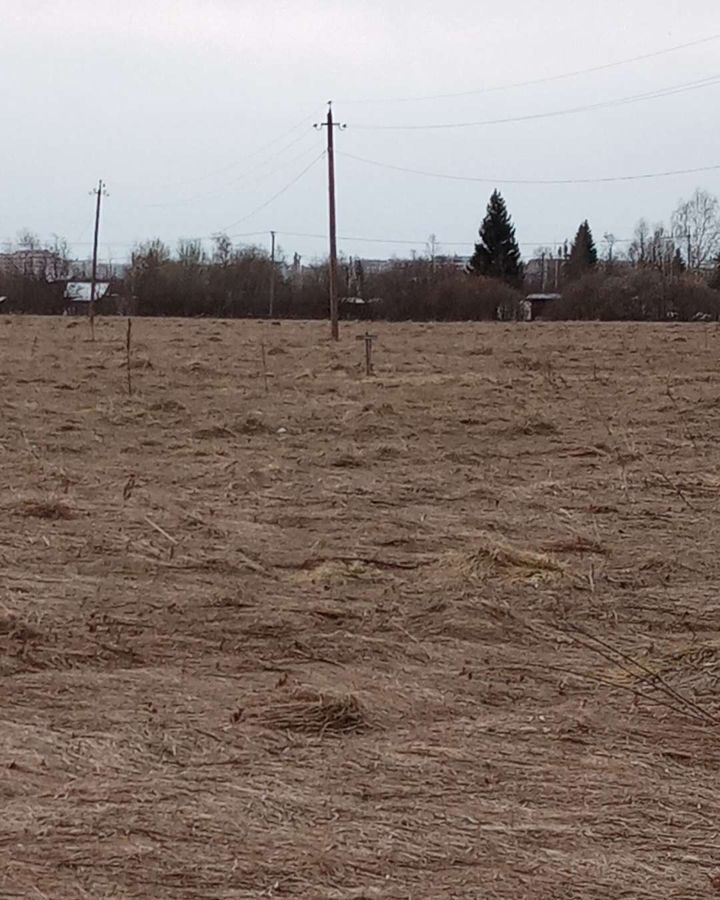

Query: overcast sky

[1,0,719,264]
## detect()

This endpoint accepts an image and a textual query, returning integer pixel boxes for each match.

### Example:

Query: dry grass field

[2,315,720,899]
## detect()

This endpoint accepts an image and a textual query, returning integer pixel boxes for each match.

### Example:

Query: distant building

[0,249,68,281]
[521,293,562,321]
[64,280,132,316]
[339,296,381,319]
[356,258,394,274]
[435,254,470,270]
[69,259,129,281]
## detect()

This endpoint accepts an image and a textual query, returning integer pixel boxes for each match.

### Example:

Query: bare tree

[628,219,651,266]
[628,220,680,274]
[16,229,41,250]
[48,235,71,282]
[178,239,207,268]
[212,233,233,267]
[671,188,720,270]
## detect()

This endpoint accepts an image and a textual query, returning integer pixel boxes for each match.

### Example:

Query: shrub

[544,269,720,321]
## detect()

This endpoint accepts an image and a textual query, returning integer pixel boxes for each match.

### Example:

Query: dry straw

[441,532,567,582]
[245,687,368,735]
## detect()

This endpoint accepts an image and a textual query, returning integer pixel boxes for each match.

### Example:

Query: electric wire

[219,151,326,232]
[339,31,720,103]
[272,230,633,248]
[142,133,321,209]
[339,150,720,185]
[115,109,321,193]
[352,73,720,130]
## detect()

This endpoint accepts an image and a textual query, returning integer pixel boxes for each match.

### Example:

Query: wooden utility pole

[269,230,276,318]
[315,102,345,341]
[89,179,107,339]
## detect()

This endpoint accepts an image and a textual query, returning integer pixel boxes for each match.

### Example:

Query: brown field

[2,316,720,899]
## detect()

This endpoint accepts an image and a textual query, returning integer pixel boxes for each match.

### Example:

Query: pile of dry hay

[441,532,567,583]
[245,686,368,735]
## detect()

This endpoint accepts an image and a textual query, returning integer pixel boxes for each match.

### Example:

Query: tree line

[2,188,720,320]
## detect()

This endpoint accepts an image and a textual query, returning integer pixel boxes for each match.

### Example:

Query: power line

[274,230,634,248]
[218,230,271,241]
[142,135,320,209]
[67,230,639,259]
[220,151,326,232]
[340,32,720,104]
[116,109,321,193]
[279,230,440,245]
[70,230,270,249]
[352,73,720,130]
[70,152,327,247]
[339,150,720,186]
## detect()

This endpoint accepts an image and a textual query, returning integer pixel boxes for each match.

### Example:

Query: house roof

[65,282,111,302]
[525,293,562,301]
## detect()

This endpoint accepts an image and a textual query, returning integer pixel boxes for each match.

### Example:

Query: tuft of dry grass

[193,423,236,440]
[0,614,41,641]
[246,686,368,734]
[442,533,566,582]
[329,451,366,468]
[234,413,273,435]
[510,417,560,436]
[542,536,607,555]
[13,498,76,520]
[289,558,379,584]
[149,398,186,413]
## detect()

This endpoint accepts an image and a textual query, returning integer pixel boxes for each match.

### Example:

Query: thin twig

[260,338,269,393]
[143,515,178,545]
[494,661,702,722]
[653,470,698,511]
[561,623,719,725]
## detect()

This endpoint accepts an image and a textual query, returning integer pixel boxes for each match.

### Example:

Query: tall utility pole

[427,233,439,273]
[89,179,108,338]
[315,102,345,341]
[269,230,276,318]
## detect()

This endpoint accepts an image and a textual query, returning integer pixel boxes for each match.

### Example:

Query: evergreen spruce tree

[468,190,523,286]
[565,220,598,280]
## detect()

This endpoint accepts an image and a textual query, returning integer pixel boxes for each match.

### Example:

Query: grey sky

[2,0,719,264]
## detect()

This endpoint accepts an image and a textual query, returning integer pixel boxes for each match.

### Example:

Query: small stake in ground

[356,331,377,376]
[126,318,133,396]
[260,338,269,393]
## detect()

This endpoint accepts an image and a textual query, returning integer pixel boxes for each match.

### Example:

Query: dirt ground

[2,315,720,899]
